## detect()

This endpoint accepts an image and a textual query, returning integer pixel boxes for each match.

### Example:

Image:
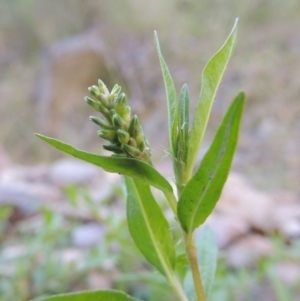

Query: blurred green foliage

[0,185,299,301]
[211,239,300,301]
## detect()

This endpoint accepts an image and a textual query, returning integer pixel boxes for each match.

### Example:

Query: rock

[272,261,300,285]
[37,31,117,138]
[217,172,276,233]
[225,234,273,268]
[58,248,85,269]
[250,279,280,301]
[201,214,250,249]
[48,159,101,187]
[0,245,26,276]
[273,196,300,238]
[87,272,113,290]
[72,223,106,248]
[0,182,62,214]
[279,219,300,238]
[1,244,25,260]
[0,164,50,183]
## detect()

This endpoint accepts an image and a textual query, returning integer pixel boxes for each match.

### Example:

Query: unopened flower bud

[85,96,101,111]
[107,95,116,109]
[115,93,127,117]
[128,115,144,145]
[86,79,152,164]
[85,97,111,119]
[103,144,123,154]
[88,85,101,99]
[98,129,117,141]
[128,137,137,148]
[128,115,140,133]
[122,106,131,124]
[98,79,109,94]
[117,129,130,144]
[139,148,152,164]
[122,144,142,158]
[111,111,127,129]
[111,84,121,96]
[138,140,147,151]
[89,116,113,129]
[98,93,109,108]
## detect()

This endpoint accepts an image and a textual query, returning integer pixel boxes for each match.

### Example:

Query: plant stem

[175,156,206,301]
[185,232,207,301]
[169,275,190,301]
[164,190,177,215]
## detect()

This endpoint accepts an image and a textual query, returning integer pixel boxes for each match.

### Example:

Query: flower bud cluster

[85,80,152,164]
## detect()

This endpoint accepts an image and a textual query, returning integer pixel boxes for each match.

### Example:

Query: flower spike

[86,80,152,164]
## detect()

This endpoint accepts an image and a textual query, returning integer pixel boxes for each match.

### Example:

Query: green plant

[34,19,244,301]
[0,207,78,301]
[0,185,145,301]
[210,235,300,301]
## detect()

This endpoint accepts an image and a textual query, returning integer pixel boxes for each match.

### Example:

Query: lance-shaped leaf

[31,290,141,301]
[174,84,190,191]
[178,92,245,233]
[154,31,178,154]
[35,134,173,194]
[184,226,218,301]
[125,177,176,276]
[186,19,238,178]
[177,84,190,163]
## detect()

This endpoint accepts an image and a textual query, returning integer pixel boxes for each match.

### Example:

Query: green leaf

[175,253,189,283]
[154,31,178,154]
[178,84,189,137]
[197,227,219,299]
[35,134,173,194]
[125,177,176,276]
[31,290,141,301]
[186,19,238,178]
[178,92,245,233]
[184,226,218,301]
[196,226,218,299]
[177,83,190,162]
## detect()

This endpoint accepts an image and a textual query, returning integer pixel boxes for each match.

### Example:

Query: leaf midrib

[132,179,173,275]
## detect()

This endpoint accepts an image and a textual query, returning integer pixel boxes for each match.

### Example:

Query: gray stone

[0,164,49,183]
[87,272,113,290]
[280,219,300,238]
[273,261,300,285]
[201,214,250,248]
[72,223,106,248]
[217,172,276,233]
[37,31,113,138]
[225,234,273,268]
[274,201,300,238]
[0,182,62,214]
[48,159,101,187]
[57,248,85,270]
